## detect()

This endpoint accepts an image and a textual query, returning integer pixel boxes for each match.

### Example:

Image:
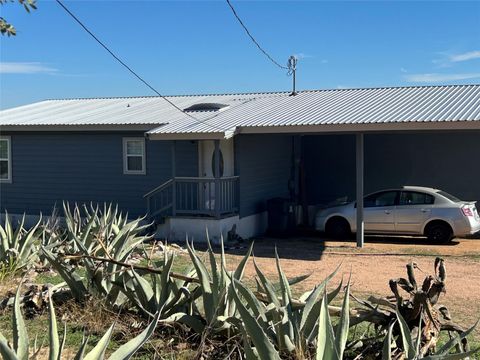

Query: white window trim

[0,136,12,183]
[123,137,146,175]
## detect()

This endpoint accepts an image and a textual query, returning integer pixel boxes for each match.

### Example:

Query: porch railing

[144,176,239,220]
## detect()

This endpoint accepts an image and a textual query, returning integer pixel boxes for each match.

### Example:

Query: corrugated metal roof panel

[0,92,285,127]
[2,85,479,134]
[147,85,480,135]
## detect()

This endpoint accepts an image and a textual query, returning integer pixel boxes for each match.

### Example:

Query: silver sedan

[315,186,480,243]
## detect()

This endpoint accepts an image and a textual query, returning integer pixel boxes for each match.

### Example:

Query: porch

[144,175,239,221]
[142,138,243,241]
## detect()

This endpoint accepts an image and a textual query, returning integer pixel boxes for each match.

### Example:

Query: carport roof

[147,84,480,139]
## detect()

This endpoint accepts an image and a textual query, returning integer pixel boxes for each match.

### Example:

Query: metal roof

[147,85,480,138]
[0,92,284,129]
[2,85,479,135]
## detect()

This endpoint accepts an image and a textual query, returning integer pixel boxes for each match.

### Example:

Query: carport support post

[171,140,177,216]
[356,133,365,248]
[214,139,221,219]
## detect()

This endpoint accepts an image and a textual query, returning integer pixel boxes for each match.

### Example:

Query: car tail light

[461,207,474,217]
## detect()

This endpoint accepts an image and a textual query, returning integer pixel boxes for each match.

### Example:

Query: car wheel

[326,217,350,239]
[426,222,453,243]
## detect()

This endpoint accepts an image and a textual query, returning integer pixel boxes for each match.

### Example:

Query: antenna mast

[288,55,298,96]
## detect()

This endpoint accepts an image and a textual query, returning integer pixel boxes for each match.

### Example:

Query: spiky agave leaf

[395,308,416,360]
[41,247,88,302]
[82,325,115,360]
[316,291,337,360]
[47,289,60,360]
[0,213,42,272]
[12,282,28,360]
[300,264,341,340]
[108,310,161,360]
[334,277,350,359]
[382,320,395,360]
[186,240,215,323]
[230,281,281,360]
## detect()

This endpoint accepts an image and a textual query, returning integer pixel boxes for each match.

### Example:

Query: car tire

[425,222,453,243]
[326,217,350,239]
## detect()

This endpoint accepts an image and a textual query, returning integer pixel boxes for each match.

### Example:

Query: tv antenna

[287,55,298,96]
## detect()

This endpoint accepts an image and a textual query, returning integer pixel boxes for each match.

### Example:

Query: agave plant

[0,213,42,277]
[222,247,349,359]
[180,234,254,333]
[352,258,480,359]
[0,282,160,360]
[382,310,479,360]
[115,250,201,324]
[42,203,153,306]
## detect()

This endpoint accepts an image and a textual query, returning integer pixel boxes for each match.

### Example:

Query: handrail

[143,178,174,198]
[145,176,240,220]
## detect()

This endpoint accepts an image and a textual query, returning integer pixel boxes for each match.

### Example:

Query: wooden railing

[144,176,239,220]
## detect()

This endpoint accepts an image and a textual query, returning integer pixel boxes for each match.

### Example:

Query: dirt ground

[222,235,480,338]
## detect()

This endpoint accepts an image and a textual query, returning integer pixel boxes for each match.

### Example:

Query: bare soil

[222,236,480,338]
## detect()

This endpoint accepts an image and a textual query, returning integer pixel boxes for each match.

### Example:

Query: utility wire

[226,0,289,71]
[55,0,228,132]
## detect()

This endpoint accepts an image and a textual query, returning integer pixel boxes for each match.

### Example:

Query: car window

[437,190,462,203]
[399,191,434,205]
[364,191,398,208]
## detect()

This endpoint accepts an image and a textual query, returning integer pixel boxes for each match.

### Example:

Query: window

[399,191,434,206]
[364,191,398,208]
[211,149,224,177]
[0,136,11,182]
[123,138,145,174]
[437,190,461,203]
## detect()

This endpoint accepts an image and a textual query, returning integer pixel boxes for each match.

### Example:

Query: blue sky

[1,0,479,109]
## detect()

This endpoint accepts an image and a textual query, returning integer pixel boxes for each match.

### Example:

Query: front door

[199,139,234,178]
[199,140,234,211]
[363,190,398,233]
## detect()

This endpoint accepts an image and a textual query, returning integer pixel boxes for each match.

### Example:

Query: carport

[147,85,480,246]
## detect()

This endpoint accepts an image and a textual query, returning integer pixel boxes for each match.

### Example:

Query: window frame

[123,137,146,175]
[0,136,12,183]
[363,190,399,208]
[399,191,435,206]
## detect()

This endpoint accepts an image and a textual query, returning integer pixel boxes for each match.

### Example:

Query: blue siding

[0,132,198,218]
[235,134,293,217]
[303,135,356,205]
[176,141,199,177]
[303,132,480,205]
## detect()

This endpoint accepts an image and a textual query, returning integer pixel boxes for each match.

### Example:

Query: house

[1,84,479,242]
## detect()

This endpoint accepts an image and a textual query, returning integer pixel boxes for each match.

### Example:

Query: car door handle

[384,210,391,214]
[420,209,430,213]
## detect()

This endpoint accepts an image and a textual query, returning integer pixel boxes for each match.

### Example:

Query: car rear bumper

[454,220,480,237]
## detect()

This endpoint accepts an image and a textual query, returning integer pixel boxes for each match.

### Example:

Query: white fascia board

[146,132,225,140]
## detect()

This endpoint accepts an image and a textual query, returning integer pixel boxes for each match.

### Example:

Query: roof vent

[184,103,230,112]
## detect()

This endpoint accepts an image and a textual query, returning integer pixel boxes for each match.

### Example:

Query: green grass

[35,271,65,285]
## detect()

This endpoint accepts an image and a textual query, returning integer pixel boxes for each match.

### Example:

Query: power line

[226,0,289,71]
[55,0,228,132]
